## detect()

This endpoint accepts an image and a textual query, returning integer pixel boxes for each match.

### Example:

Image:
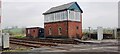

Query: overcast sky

[1,0,119,29]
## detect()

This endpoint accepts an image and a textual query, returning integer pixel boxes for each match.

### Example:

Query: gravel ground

[3,44,32,52]
[29,46,118,52]
[2,39,118,52]
[29,39,119,52]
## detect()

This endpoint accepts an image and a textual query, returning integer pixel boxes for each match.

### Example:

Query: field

[2,28,26,37]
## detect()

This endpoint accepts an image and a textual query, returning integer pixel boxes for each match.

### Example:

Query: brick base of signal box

[44,21,82,39]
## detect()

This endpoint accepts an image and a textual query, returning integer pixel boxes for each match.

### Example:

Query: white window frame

[44,10,69,23]
[68,10,81,22]
[49,27,52,35]
[58,27,62,35]
[28,30,30,34]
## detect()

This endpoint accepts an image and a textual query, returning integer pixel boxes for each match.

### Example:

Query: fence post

[97,27,103,40]
[113,28,117,39]
[0,33,2,50]
[2,33,9,49]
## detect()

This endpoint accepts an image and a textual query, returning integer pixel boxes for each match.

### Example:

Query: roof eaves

[43,9,67,15]
[43,2,76,15]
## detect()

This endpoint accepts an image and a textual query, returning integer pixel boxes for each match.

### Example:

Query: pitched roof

[43,2,83,15]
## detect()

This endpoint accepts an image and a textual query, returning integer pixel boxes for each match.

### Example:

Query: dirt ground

[28,39,119,52]
[4,39,119,52]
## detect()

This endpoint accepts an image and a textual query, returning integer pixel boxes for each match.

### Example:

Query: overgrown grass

[1,48,31,52]
[15,36,26,39]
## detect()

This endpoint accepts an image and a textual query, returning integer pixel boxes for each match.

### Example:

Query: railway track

[10,37,117,48]
[10,37,78,44]
[9,37,79,48]
[10,38,58,48]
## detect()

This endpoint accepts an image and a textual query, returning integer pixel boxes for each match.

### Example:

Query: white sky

[1,0,119,29]
[2,0,120,2]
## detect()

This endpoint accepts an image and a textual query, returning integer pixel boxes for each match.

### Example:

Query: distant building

[26,27,44,38]
[43,2,83,39]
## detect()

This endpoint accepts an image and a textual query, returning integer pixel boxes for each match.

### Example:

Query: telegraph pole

[0,0,2,51]
[88,27,91,39]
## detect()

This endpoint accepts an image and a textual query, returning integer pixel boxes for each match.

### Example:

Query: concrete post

[117,28,120,39]
[2,33,9,49]
[97,27,103,40]
[113,28,117,39]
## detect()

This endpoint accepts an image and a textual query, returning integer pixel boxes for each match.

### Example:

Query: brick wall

[26,28,39,38]
[44,21,68,38]
[68,21,82,39]
[44,21,82,39]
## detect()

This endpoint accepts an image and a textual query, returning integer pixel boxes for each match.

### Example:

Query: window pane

[44,14,49,22]
[49,14,51,22]
[68,10,81,21]
[75,11,79,21]
[59,12,61,20]
[65,11,68,20]
[76,12,80,21]
[58,12,60,20]
[55,13,57,21]
[44,15,46,22]
[69,11,74,20]
[28,30,30,34]
[61,12,64,20]
[51,13,54,22]
[47,14,49,22]
[49,28,52,35]
[56,12,59,21]
[58,27,62,35]
[44,10,68,22]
